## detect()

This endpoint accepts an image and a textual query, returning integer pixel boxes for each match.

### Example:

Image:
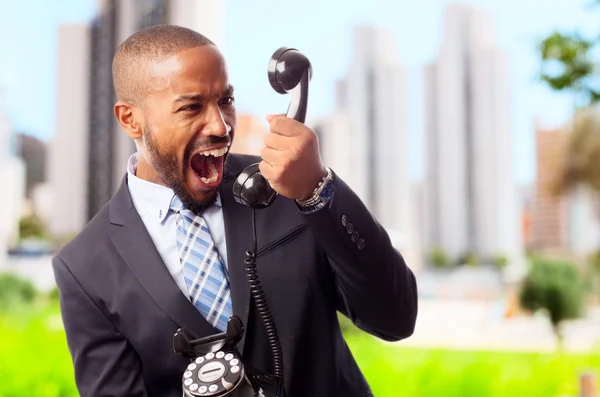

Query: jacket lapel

[109,175,216,339]
[219,155,255,353]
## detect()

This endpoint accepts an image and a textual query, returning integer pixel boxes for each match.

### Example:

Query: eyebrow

[173,85,235,104]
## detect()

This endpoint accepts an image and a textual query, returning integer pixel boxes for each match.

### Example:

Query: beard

[142,123,220,214]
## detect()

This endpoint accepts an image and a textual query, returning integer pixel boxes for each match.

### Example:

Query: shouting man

[53,24,418,397]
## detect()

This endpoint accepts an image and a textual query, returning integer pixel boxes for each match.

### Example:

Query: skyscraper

[49,24,91,238]
[327,26,411,235]
[318,26,421,272]
[423,3,522,263]
[50,0,224,238]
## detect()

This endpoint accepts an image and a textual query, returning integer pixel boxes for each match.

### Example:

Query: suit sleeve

[299,173,418,341]
[52,255,150,397]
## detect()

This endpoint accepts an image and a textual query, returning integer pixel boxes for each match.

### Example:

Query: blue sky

[0,0,598,183]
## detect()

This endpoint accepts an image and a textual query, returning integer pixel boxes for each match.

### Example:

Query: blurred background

[1,0,600,396]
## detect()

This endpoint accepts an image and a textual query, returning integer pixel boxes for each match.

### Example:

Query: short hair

[112,24,214,105]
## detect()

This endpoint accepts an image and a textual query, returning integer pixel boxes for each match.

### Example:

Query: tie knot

[169,195,185,213]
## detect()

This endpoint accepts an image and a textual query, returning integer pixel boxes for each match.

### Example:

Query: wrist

[299,167,328,201]
[296,167,334,209]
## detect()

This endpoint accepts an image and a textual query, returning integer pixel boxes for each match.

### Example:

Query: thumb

[266,113,285,123]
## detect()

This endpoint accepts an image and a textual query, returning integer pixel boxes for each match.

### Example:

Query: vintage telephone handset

[173,47,312,397]
[232,46,313,209]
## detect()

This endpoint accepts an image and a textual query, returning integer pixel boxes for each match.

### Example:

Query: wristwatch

[296,167,335,212]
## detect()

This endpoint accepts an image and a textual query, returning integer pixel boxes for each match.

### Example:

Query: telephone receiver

[232,47,313,209]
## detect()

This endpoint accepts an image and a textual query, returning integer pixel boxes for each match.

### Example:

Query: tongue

[191,154,209,178]
[191,154,220,182]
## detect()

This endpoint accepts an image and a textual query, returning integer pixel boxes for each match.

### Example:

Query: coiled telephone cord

[244,209,284,379]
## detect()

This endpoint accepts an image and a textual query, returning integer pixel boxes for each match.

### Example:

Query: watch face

[319,178,334,201]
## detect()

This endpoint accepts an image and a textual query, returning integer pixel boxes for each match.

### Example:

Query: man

[53,24,418,397]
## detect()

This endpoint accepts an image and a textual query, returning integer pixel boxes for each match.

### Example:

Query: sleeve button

[351,231,359,242]
[341,215,348,226]
[357,239,365,250]
[346,223,354,234]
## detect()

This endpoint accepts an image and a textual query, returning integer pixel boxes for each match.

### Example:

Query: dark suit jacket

[52,153,418,397]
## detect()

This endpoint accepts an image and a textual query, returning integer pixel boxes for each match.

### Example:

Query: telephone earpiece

[233,47,312,209]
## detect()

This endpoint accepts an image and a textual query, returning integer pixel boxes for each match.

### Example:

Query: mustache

[184,135,231,162]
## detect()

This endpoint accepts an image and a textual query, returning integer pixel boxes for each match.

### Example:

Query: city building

[423,3,523,264]
[567,187,600,256]
[0,89,26,265]
[50,0,224,239]
[327,26,412,235]
[318,25,421,272]
[14,133,48,198]
[312,107,353,184]
[530,124,569,251]
[49,24,91,239]
[530,122,600,257]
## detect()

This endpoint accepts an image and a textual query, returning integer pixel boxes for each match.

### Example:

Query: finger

[264,131,289,150]
[269,115,304,137]
[260,146,285,166]
[266,113,285,123]
[258,160,279,182]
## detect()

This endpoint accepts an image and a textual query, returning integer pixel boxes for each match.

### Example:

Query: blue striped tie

[170,195,233,332]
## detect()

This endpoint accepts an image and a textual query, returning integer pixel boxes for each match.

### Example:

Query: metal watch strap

[296,167,334,207]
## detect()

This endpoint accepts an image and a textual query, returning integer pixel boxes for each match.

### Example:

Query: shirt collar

[126,153,221,224]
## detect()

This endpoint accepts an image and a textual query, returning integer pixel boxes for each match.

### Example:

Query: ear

[114,100,142,140]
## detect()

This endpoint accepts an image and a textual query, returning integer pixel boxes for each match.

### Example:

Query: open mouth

[189,145,229,188]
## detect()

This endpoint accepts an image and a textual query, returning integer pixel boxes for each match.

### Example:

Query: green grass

[0,304,598,397]
[0,302,77,397]
[345,332,600,397]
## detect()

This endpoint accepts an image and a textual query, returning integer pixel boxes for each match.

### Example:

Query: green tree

[539,32,599,107]
[537,0,600,104]
[588,251,600,298]
[537,4,600,251]
[519,259,586,349]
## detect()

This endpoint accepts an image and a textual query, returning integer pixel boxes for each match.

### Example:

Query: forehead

[148,45,229,96]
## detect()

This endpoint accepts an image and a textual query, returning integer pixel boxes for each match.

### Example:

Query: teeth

[198,145,229,157]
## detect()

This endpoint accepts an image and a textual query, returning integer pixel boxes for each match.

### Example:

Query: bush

[492,254,508,270]
[48,286,60,302]
[19,214,48,241]
[427,247,451,269]
[519,259,586,348]
[0,273,38,313]
[457,251,479,267]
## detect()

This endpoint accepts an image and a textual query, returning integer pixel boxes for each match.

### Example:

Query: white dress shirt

[126,153,229,298]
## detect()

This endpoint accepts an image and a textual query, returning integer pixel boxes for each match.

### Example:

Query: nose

[203,105,229,138]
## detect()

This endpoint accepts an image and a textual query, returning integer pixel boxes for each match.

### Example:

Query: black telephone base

[174,315,284,397]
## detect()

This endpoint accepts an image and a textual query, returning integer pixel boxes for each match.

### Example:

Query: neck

[135,152,167,187]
